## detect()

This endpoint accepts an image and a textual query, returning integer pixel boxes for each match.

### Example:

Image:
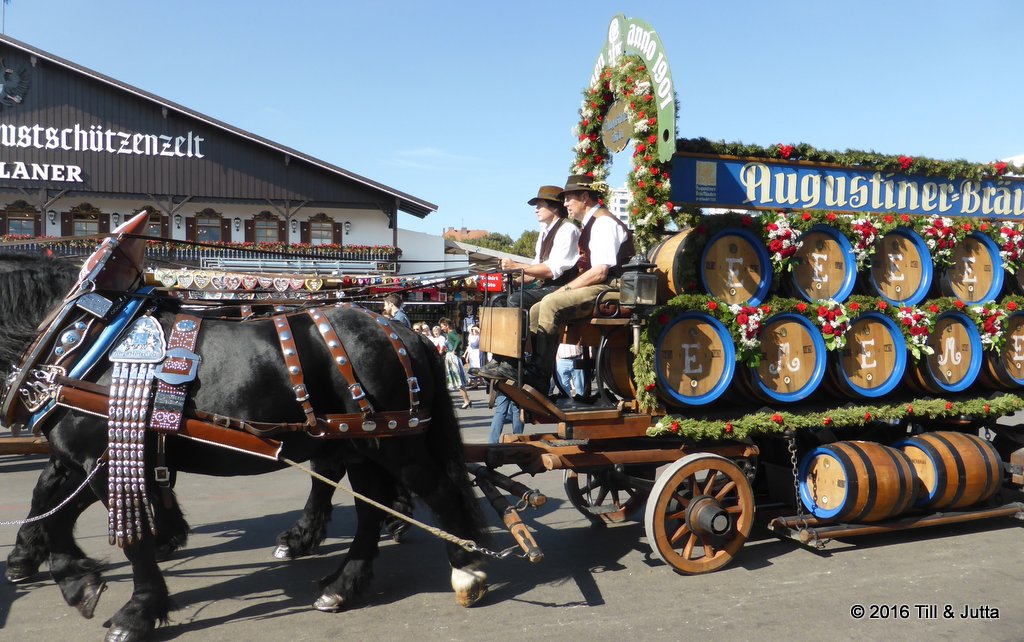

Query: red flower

[645,383,657,392]
[737,313,750,326]
[637,180,646,189]
[849,302,860,311]
[929,304,939,313]
[636,142,647,153]
[796,302,808,313]
[877,300,888,310]
[768,239,784,253]
[822,323,834,335]
[980,222,989,231]
[898,155,913,170]
[962,223,972,232]
[665,201,674,210]
[994,161,1008,175]
[802,212,811,221]
[778,144,794,159]
[650,167,660,176]
[945,401,953,410]
[984,403,991,413]
[647,134,657,145]
[771,413,784,424]
[826,212,838,221]
[883,214,895,224]
[864,412,872,421]
[900,214,911,223]
[724,422,733,434]
[670,421,680,434]
[954,300,965,310]
[646,197,656,205]
[1009,301,1019,311]
[707,301,718,311]
[906,404,913,414]
[823,417,833,426]
[817,305,829,317]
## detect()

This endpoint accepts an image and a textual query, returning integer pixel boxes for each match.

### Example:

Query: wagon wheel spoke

[715,480,737,501]
[668,521,691,546]
[702,472,719,496]
[563,467,655,525]
[702,538,716,559]
[681,532,697,560]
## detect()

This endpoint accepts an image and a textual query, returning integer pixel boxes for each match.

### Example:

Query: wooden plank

[480,308,525,358]
[0,438,51,456]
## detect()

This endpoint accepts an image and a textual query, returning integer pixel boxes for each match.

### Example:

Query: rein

[0,451,108,527]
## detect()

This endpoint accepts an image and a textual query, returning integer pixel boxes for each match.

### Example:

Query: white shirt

[533,218,580,280]
[580,206,627,268]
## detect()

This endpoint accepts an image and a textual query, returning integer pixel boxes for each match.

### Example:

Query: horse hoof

[272,545,295,560]
[76,580,107,619]
[105,625,147,642]
[451,564,488,607]
[5,562,40,584]
[313,591,345,612]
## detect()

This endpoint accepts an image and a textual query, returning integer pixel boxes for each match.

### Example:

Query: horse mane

[0,253,81,368]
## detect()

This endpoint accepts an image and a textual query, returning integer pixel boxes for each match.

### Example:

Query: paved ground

[2,387,1023,641]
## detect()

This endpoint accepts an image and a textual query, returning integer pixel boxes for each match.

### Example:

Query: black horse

[1,256,408,586]
[1,253,486,641]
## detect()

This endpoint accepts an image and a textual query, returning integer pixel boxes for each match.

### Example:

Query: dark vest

[576,209,635,278]
[538,217,578,286]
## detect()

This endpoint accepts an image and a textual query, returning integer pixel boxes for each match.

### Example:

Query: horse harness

[6,291,429,547]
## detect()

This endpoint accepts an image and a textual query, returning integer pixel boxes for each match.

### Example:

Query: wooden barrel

[798,441,917,522]
[979,310,1024,389]
[699,228,772,305]
[600,328,637,400]
[904,311,983,395]
[654,312,735,407]
[648,228,696,302]
[739,312,826,404]
[865,227,933,306]
[827,311,907,399]
[894,431,1002,510]
[789,224,857,302]
[938,232,1004,303]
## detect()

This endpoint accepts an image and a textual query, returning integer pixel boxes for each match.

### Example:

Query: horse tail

[423,346,487,540]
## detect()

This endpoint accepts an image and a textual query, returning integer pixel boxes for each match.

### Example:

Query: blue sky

[4,1,1024,239]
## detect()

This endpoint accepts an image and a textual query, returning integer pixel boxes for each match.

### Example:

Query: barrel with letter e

[654,312,736,407]
[937,232,1004,304]
[865,227,934,306]
[979,310,1024,389]
[700,228,773,305]
[789,225,857,303]
[827,311,907,399]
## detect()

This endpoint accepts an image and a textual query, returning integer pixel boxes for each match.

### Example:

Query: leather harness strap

[307,308,374,416]
[272,313,318,428]
[340,303,421,413]
[151,314,202,433]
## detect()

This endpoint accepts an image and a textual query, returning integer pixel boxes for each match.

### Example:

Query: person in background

[461,304,479,348]
[488,391,524,443]
[382,292,410,327]
[439,317,472,409]
[417,322,432,339]
[554,341,587,398]
[464,325,482,388]
[429,325,447,353]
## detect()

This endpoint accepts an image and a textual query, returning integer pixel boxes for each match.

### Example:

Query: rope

[0,453,108,527]
[279,457,519,559]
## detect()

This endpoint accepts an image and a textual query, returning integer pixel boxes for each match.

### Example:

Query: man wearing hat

[481,175,633,392]
[499,185,580,310]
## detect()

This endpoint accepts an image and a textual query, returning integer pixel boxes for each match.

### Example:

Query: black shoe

[478,360,521,381]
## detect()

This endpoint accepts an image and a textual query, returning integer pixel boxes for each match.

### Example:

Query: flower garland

[647,393,1024,440]
[997,221,1024,274]
[915,215,969,269]
[814,299,851,351]
[676,137,1021,182]
[572,54,680,251]
[762,211,801,273]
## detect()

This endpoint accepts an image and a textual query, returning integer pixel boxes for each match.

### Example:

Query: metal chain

[0,455,108,527]
[280,457,520,560]
[786,433,804,520]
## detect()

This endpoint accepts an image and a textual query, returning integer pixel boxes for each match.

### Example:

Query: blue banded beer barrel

[700,228,773,305]
[980,310,1024,389]
[740,312,827,403]
[654,312,736,407]
[789,224,857,302]
[866,227,933,306]
[829,311,907,399]
[798,441,917,522]
[938,232,1004,304]
[905,311,983,395]
[894,432,1002,510]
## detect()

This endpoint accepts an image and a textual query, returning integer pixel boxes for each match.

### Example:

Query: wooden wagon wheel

[644,453,754,574]
[563,465,655,525]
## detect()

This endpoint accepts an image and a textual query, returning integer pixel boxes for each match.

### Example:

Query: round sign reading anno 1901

[601,100,632,154]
